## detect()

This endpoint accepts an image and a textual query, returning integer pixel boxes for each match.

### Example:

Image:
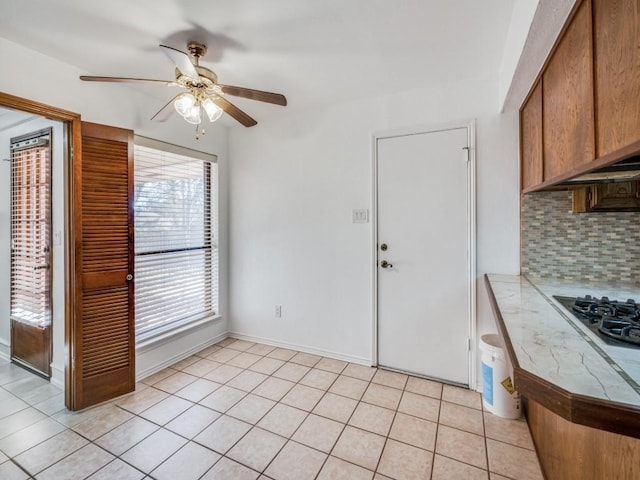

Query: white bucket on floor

[480,334,521,419]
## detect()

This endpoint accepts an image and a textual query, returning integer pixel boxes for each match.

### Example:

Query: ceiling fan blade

[213,96,257,127]
[159,45,199,79]
[217,85,287,106]
[150,94,181,122]
[80,75,177,86]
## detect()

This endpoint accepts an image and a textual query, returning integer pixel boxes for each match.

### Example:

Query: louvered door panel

[70,122,134,410]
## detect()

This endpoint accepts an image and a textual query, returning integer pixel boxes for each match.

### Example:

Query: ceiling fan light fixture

[202,97,223,122]
[174,92,197,117]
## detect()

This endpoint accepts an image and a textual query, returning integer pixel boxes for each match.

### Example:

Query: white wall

[0,37,231,381]
[229,73,521,387]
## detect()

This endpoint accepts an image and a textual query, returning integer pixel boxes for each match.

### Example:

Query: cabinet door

[542,0,595,181]
[594,0,640,157]
[521,81,543,191]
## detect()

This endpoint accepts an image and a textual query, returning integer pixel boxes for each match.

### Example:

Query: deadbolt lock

[380,243,388,251]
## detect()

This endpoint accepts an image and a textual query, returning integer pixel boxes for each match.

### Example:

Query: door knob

[380,260,393,268]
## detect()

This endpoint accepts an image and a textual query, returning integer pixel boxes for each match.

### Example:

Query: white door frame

[371,120,477,389]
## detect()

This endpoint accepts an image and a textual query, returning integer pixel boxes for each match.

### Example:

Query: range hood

[561,155,640,185]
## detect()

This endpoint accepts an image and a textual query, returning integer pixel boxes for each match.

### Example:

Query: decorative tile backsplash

[521,190,640,285]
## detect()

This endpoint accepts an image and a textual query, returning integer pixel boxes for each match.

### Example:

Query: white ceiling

[0,0,515,126]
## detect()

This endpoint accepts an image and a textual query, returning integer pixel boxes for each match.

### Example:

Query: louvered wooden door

[68,122,134,410]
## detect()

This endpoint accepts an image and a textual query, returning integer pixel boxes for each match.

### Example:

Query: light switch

[352,209,369,223]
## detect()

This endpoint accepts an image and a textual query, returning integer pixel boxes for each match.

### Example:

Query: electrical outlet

[275,305,282,318]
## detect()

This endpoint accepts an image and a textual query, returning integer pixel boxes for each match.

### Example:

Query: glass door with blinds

[10,128,53,377]
[134,141,218,341]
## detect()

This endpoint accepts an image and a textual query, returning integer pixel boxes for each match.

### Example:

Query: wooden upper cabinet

[521,81,543,190]
[542,0,595,181]
[593,0,640,157]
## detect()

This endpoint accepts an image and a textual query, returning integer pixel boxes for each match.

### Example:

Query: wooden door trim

[0,92,81,408]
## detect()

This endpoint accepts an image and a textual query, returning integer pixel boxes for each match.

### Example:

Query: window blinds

[10,131,52,327]
[134,143,218,338]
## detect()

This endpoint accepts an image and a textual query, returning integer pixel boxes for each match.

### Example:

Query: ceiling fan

[80,42,287,132]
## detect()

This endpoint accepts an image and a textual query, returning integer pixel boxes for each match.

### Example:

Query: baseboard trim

[50,363,64,389]
[228,332,373,366]
[135,331,228,382]
[0,338,10,362]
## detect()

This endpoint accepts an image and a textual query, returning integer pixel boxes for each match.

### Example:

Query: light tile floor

[0,338,544,479]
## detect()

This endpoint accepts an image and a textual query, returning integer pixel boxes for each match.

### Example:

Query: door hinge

[467,338,471,351]
[462,146,470,162]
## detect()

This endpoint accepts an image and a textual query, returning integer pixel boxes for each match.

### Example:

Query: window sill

[135,314,222,353]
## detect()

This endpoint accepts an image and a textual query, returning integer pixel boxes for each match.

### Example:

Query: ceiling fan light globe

[174,92,196,117]
[183,106,202,124]
[202,98,223,122]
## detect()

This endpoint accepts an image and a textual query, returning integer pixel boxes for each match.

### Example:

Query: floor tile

[331,426,385,471]
[227,394,276,424]
[169,355,200,370]
[442,384,482,410]
[153,371,199,394]
[348,402,395,436]
[246,343,277,356]
[432,454,488,480]
[439,401,484,435]
[292,414,344,453]
[204,364,244,384]
[121,428,187,473]
[265,440,327,480]
[37,443,114,480]
[215,337,237,347]
[299,368,339,390]
[72,405,134,440]
[0,416,66,457]
[32,392,66,416]
[281,384,324,411]
[200,456,259,480]
[266,348,298,361]
[0,407,47,439]
[317,456,373,480]
[227,427,287,472]
[17,383,61,406]
[226,339,256,352]
[0,394,29,420]
[165,404,221,438]
[371,370,408,390]
[0,460,30,480]
[228,352,263,369]
[436,425,487,469]
[257,403,308,438]
[405,377,443,399]
[329,375,369,400]
[14,429,87,475]
[249,357,286,375]
[388,412,437,451]
[174,378,221,402]
[86,458,145,480]
[194,414,252,454]
[312,392,357,423]
[273,363,311,382]
[4,375,49,397]
[252,377,295,401]
[483,413,534,450]
[290,352,322,367]
[116,387,169,414]
[342,364,377,381]
[397,391,440,422]
[362,383,403,410]
[181,358,221,377]
[377,439,433,480]
[486,439,544,480]
[152,441,220,480]
[206,347,241,363]
[227,370,268,392]
[139,395,193,426]
[0,364,33,386]
[315,358,348,374]
[94,416,159,456]
[199,385,247,412]
[141,368,177,386]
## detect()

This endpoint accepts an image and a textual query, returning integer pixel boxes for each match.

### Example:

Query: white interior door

[377,127,471,386]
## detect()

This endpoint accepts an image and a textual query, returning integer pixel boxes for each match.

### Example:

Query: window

[133,138,218,340]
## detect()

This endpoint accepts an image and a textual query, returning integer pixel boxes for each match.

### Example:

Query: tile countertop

[486,274,640,408]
